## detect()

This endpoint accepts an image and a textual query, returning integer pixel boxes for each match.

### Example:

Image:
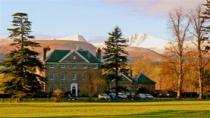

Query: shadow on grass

[37,110,210,118]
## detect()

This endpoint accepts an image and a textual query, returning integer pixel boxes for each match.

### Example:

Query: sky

[0,0,203,41]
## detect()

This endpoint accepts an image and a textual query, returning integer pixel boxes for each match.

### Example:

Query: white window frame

[60,64,65,69]
[49,64,55,69]
[49,71,55,80]
[72,72,77,80]
[83,65,88,69]
[60,71,66,80]
[73,55,76,60]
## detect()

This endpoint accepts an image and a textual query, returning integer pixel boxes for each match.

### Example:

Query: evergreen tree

[102,27,128,98]
[0,12,44,99]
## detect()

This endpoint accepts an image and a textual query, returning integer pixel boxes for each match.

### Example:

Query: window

[73,56,76,60]
[60,71,66,80]
[72,72,77,80]
[83,65,87,69]
[71,65,77,69]
[94,65,98,69]
[49,71,55,80]
[60,64,65,69]
[49,64,54,69]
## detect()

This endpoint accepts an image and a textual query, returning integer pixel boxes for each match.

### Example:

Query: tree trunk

[198,44,204,99]
[177,49,183,99]
[198,72,203,99]
[197,35,204,99]
[115,65,119,99]
[177,76,183,99]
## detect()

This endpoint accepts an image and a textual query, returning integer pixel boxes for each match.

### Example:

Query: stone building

[45,49,101,97]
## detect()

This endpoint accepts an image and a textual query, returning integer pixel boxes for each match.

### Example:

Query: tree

[168,8,190,99]
[102,27,128,98]
[0,12,44,100]
[189,5,210,99]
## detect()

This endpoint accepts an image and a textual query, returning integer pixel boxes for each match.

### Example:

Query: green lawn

[1,101,210,118]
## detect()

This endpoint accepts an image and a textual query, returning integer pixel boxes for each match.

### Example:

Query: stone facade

[45,49,102,97]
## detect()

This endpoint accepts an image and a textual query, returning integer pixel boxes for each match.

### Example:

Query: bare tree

[190,5,210,99]
[168,8,190,99]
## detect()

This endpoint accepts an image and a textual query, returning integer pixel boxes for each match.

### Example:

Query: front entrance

[70,83,78,97]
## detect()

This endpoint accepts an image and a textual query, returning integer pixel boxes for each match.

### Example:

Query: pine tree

[102,27,128,98]
[0,12,44,99]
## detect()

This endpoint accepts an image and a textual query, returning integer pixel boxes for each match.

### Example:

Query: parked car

[136,93,154,99]
[118,92,127,99]
[137,93,147,99]
[145,94,154,99]
[98,93,111,100]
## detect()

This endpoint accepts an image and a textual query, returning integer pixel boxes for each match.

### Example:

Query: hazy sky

[0,0,203,41]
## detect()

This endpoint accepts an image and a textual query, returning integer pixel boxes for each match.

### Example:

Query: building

[45,49,101,97]
[134,73,156,91]
[110,73,156,92]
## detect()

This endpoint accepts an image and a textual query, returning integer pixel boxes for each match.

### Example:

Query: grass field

[1,101,210,118]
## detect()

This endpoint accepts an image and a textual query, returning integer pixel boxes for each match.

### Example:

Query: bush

[52,89,64,102]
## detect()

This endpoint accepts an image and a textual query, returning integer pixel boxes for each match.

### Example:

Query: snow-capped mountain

[56,34,87,42]
[92,33,169,53]
[126,33,169,53]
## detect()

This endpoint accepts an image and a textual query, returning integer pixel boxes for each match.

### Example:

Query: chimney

[43,46,51,61]
[96,48,102,62]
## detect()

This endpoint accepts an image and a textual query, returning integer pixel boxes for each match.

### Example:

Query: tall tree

[0,12,44,99]
[168,8,190,99]
[102,27,128,98]
[190,5,210,99]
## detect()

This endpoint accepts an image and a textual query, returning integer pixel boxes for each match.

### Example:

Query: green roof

[46,50,70,62]
[46,49,100,63]
[135,73,156,84]
[77,49,100,63]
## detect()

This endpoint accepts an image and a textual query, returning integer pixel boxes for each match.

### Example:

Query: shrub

[52,89,64,102]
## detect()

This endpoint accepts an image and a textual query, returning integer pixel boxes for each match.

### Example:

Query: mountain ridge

[0,36,163,62]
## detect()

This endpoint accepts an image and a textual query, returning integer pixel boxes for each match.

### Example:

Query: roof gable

[60,51,89,63]
[135,73,156,84]
[46,49,100,63]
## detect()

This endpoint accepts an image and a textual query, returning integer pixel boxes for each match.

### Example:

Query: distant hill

[126,47,164,62]
[0,36,164,63]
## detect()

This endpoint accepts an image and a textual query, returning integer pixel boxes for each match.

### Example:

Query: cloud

[105,0,204,15]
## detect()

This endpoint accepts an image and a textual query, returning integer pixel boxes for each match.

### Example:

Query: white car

[145,94,154,99]
[98,94,111,100]
[138,93,147,99]
[118,92,127,99]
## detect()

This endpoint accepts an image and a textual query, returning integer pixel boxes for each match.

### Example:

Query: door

[70,83,78,97]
